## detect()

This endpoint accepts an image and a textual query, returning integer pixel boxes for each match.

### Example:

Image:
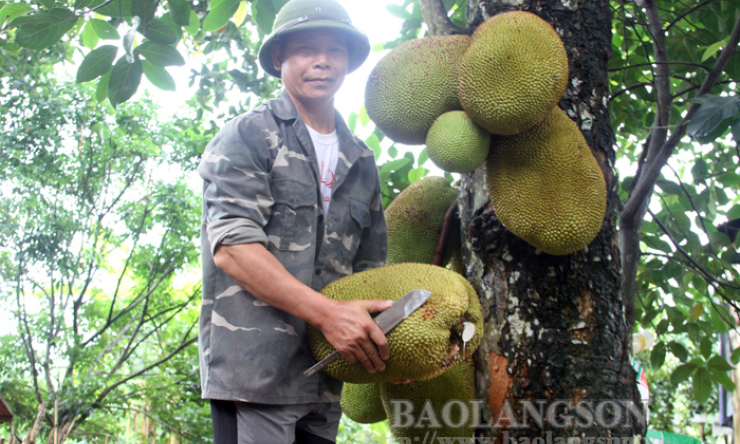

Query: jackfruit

[341,383,386,424]
[426,111,491,174]
[458,11,568,135]
[385,177,457,266]
[485,107,606,256]
[308,263,483,383]
[366,35,470,145]
[380,358,476,440]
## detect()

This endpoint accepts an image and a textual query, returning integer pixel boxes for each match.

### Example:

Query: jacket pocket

[339,197,372,259]
[269,178,316,252]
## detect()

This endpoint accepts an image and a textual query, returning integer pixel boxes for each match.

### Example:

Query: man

[197,0,389,443]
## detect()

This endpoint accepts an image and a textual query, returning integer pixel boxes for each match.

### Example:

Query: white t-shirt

[306,125,339,215]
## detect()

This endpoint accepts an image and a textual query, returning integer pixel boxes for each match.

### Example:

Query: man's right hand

[319,299,393,374]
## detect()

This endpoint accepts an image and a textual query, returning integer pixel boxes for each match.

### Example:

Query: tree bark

[457,0,644,438]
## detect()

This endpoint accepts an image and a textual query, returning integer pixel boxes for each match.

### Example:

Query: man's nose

[314,50,331,68]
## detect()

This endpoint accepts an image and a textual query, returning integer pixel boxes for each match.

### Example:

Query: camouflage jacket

[197,91,388,404]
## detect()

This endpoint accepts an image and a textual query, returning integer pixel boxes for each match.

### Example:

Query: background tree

[0,65,212,444]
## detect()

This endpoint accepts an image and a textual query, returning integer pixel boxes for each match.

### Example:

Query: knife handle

[303,350,340,378]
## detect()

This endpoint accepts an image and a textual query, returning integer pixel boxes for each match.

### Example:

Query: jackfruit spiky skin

[458,11,568,136]
[341,383,386,424]
[308,264,483,383]
[426,111,491,174]
[366,35,470,145]
[385,177,457,266]
[485,107,607,256]
[380,358,476,440]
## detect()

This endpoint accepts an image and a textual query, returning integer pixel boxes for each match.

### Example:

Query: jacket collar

[269,90,366,159]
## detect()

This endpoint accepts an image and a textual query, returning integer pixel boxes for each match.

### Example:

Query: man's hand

[319,299,392,374]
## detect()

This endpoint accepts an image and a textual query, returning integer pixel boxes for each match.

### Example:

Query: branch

[93,335,197,405]
[418,0,463,36]
[82,262,175,347]
[622,11,740,221]
[608,60,712,72]
[665,0,720,31]
[15,256,43,405]
[610,82,652,102]
[433,201,459,267]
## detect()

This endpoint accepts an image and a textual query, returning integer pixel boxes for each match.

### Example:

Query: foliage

[0,65,207,443]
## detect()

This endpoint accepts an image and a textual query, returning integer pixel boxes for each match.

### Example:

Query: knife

[303,289,433,378]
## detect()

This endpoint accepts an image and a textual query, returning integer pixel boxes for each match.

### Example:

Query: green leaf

[96,69,111,102]
[702,39,727,62]
[358,104,369,127]
[140,18,179,43]
[80,19,99,49]
[407,166,427,183]
[386,4,411,20]
[348,112,357,132]
[418,148,428,166]
[183,9,198,36]
[732,118,740,144]
[250,0,277,35]
[668,341,688,362]
[108,56,143,107]
[38,0,55,10]
[365,133,381,159]
[204,0,240,32]
[692,367,713,404]
[710,304,732,334]
[90,18,120,39]
[708,355,733,372]
[650,341,666,369]
[687,95,740,141]
[708,366,736,392]
[96,0,132,17]
[131,0,157,24]
[731,347,740,365]
[671,363,697,385]
[14,9,78,50]
[232,0,247,26]
[380,158,412,176]
[388,145,398,159]
[700,336,712,359]
[77,45,117,82]
[142,60,175,91]
[135,41,185,66]
[444,172,454,183]
[167,0,190,26]
[0,3,34,25]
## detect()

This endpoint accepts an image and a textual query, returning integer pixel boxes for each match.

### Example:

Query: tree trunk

[458,0,645,438]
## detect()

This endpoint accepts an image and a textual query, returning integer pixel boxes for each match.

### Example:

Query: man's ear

[272,44,283,73]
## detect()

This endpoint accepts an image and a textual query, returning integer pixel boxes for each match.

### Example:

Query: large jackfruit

[341,382,386,424]
[365,35,470,145]
[308,263,483,383]
[485,107,606,256]
[426,111,491,174]
[385,177,457,266]
[381,358,476,440]
[458,11,568,136]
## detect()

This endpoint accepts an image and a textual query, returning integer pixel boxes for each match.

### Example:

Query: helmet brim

[258,20,371,79]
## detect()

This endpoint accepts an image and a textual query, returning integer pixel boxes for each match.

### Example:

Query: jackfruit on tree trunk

[485,107,607,256]
[385,176,457,266]
[365,35,470,145]
[458,11,568,136]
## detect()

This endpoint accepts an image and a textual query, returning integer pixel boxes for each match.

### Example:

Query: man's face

[273,28,350,106]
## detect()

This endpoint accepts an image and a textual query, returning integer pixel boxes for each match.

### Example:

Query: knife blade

[303,289,433,378]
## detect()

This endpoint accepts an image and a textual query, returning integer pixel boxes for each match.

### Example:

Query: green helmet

[257,0,370,78]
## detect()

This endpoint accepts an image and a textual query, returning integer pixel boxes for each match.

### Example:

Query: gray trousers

[210,400,342,444]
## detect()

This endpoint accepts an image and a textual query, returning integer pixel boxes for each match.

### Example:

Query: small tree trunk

[459,0,645,439]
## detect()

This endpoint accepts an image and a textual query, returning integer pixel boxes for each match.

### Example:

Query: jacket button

[315,269,322,276]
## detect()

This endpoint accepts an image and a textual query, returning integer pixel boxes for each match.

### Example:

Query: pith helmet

[257,0,371,78]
